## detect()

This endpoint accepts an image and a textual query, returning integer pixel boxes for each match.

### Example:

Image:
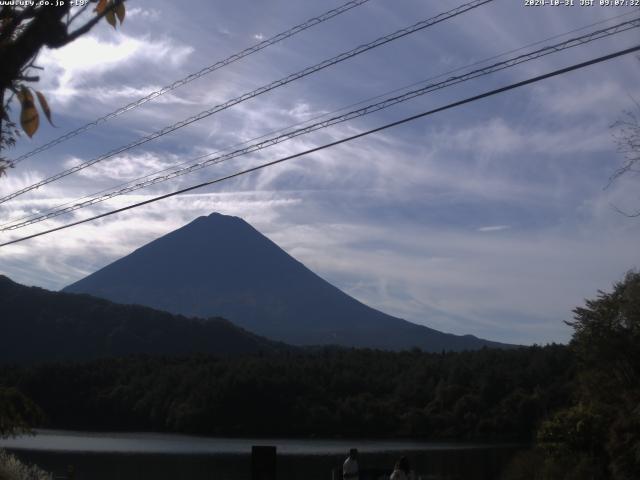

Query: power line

[9,0,372,165]
[3,9,636,230]
[2,44,638,249]
[3,17,638,231]
[0,0,494,205]
[4,16,637,230]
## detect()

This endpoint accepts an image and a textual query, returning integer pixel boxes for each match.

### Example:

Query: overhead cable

[1,43,638,248]
[3,17,638,231]
[0,0,494,204]
[3,9,636,230]
[9,0,372,165]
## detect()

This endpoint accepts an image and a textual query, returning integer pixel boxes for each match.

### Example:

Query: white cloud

[0,170,45,198]
[0,192,300,287]
[3,179,634,345]
[63,152,180,181]
[535,81,640,117]
[435,117,611,157]
[266,218,639,344]
[126,7,161,21]
[477,225,510,232]
[38,33,194,105]
[3,0,639,348]
[86,85,197,106]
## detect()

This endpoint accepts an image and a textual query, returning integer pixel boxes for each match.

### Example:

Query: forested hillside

[0,345,573,440]
[0,275,287,363]
[2,272,637,479]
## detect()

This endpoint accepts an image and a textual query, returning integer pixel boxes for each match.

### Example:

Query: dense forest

[0,272,637,479]
[0,275,288,363]
[532,271,640,479]
[0,345,573,440]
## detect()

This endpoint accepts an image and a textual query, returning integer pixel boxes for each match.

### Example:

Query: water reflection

[1,431,525,480]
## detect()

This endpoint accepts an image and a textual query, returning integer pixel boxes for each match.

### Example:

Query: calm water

[0,430,525,480]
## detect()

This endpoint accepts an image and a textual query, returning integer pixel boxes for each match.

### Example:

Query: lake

[0,430,525,480]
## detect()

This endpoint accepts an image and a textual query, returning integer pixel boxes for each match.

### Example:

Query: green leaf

[105,9,117,28]
[115,2,125,24]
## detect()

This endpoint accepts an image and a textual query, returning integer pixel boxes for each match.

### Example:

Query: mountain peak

[182,212,244,227]
[208,212,238,220]
[64,214,513,351]
[174,212,255,237]
[198,212,244,223]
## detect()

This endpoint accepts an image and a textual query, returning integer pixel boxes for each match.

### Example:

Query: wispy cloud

[38,32,194,106]
[477,225,510,232]
[1,0,639,346]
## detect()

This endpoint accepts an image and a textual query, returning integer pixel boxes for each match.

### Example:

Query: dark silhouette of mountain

[0,275,287,364]
[64,213,514,351]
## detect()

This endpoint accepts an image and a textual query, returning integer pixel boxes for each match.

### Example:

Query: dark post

[251,445,277,480]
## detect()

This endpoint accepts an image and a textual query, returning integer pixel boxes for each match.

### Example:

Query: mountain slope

[0,275,286,363]
[64,213,513,351]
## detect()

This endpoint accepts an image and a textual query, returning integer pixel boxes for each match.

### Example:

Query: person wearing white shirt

[343,448,359,480]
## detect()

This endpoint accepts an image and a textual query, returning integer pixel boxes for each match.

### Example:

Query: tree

[569,271,640,479]
[0,387,43,438]
[569,271,640,392]
[609,97,640,217]
[536,271,640,479]
[0,0,127,176]
[0,0,127,437]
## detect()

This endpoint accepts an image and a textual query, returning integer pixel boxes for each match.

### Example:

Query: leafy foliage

[0,103,18,177]
[0,450,51,480]
[0,0,126,166]
[535,271,640,479]
[0,275,288,363]
[0,345,573,440]
[0,273,575,441]
[0,388,43,439]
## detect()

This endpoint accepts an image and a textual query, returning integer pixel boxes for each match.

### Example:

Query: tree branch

[67,2,92,27]
[16,75,40,82]
[66,0,125,44]
[0,5,37,43]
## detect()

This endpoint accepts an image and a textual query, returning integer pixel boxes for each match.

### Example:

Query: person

[66,465,76,480]
[390,456,414,480]
[343,448,359,480]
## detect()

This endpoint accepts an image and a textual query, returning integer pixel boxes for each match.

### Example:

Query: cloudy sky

[1,0,639,345]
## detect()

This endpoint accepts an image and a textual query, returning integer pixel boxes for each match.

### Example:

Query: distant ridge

[64,213,514,351]
[0,275,287,364]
